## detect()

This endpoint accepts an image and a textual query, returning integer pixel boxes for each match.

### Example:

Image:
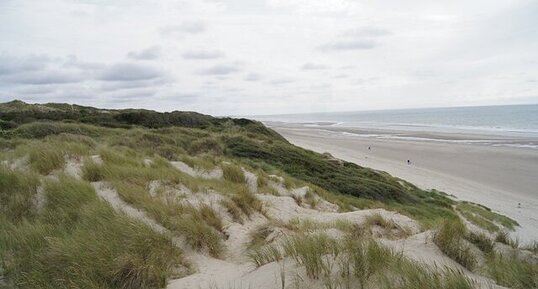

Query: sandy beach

[267,122,538,243]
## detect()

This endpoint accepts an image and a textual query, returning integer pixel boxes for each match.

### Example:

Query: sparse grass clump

[247,244,282,267]
[28,143,65,174]
[457,202,518,232]
[486,252,538,289]
[364,213,395,228]
[495,231,519,248]
[433,219,477,271]
[343,239,397,289]
[382,264,475,289]
[222,163,245,183]
[174,215,223,257]
[0,167,39,222]
[221,198,243,223]
[466,231,494,254]
[230,187,264,217]
[283,233,340,279]
[81,159,106,181]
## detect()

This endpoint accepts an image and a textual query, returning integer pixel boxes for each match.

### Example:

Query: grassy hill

[0,100,534,289]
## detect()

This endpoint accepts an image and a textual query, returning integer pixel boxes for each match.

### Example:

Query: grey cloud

[0,55,50,75]
[301,63,330,70]
[319,40,377,51]
[98,63,164,81]
[160,21,207,35]
[63,56,105,70]
[99,78,169,92]
[14,85,57,95]
[333,74,349,79]
[269,78,296,85]
[182,50,225,60]
[0,70,84,85]
[341,27,391,38]
[127,46,161,60]
[244,73,262,81]
[198,64,240,75]
[319,27,388,53]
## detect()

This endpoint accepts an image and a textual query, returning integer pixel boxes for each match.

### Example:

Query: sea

[252,104,538,149]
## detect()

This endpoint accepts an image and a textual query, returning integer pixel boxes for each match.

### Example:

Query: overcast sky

[1,0,537,115]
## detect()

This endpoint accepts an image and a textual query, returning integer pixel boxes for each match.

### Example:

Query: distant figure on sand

[407,160,411,165]
[368,146,371,150]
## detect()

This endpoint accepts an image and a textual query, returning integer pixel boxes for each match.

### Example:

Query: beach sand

[268,123,538,243]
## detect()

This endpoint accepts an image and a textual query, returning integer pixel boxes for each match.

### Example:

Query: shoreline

[268,122,538,243]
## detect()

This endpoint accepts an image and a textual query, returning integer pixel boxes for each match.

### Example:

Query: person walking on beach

[407,159,411,165]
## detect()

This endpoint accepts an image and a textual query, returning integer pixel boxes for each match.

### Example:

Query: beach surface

[267,122,538,243]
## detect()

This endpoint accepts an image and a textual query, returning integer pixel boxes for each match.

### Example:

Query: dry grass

[222,163,245,183]
[230,186,264,217]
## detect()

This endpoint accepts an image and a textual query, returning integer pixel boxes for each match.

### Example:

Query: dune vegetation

[1,100,536,289]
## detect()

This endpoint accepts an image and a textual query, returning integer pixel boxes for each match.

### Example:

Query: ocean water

[253,104,538,148]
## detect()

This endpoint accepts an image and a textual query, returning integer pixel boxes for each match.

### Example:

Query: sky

[0,0,537,116]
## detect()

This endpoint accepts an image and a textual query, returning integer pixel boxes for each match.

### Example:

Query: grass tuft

[486,252,538,289]
[247,244,282,267]
[466,231,494,254]
[0,167,39,222]
[230,186,264,217]
[222,163,245,183]
[28,143,65,174]
[433,219,477,271]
